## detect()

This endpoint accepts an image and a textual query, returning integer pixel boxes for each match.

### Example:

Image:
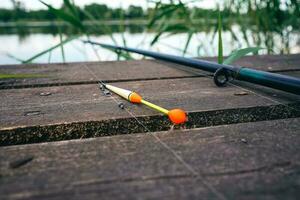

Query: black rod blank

[86,41,300,95]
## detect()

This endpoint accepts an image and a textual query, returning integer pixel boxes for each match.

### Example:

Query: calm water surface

[0,26,299,65]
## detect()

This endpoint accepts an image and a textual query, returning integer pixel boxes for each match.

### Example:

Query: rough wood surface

[1,73,299,146]
[0,118,299,200]
[0,54,299,89]
[0,54,300,199]
[1,76,299,128]
[0,55,300,146]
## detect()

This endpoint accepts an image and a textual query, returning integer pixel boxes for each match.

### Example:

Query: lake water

[0,25,299,65]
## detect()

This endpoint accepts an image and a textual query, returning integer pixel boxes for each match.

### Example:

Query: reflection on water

[0,24,145,39]
[0,24,299,65]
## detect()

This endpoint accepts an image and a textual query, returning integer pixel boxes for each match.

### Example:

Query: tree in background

[10,0,26,20]
[84,4,109,19]
[127,6,144,19]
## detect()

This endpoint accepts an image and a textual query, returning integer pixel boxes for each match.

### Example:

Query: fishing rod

[99,82,187,125]
[85,41,300,95]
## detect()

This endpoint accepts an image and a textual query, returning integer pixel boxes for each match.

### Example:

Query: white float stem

[105,84,132,100]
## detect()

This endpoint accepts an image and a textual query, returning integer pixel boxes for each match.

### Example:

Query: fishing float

[85,41,300,95]
[101,83,187,125]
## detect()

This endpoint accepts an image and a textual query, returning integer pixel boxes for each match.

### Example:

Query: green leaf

[151,31,164,46]
[59,31,66,63]
[223,47,265,65]
[218,11,223,64]
[39,0,84,30]
[4,53,24,62]
[63,0,79,18]
[148,5,179,28]
[0,74,46,79]
[117,51,133,60]
[182,31,193,56]
[150,23,189,45]
[119,9,127,48]
[23,35,78,64]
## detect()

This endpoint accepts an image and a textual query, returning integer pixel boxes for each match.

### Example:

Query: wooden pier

[0,54,300,199]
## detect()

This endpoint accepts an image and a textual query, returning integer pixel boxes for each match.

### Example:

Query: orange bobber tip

[129,92,142,103]
[168,109,187,124]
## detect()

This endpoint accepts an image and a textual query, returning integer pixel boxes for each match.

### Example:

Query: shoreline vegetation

[1,4,225,22]
[0,18,238,27]
[1,1,298,38]
[0,0,299,65]
[0,2,299,27]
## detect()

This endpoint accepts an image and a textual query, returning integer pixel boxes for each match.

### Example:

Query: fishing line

[70,41,88,60]
[159,41,195,57]
[82,42,300,200]
[80,52,227,200]
[86,36,101,61]
[103,84,187,124]
[125,108,227,200]
[137,49,299,111]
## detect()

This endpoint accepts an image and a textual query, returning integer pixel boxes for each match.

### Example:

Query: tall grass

[147,0,298,57]
[147,1,264,65]
[218,11,223,64]
[18,0,296,65]
[1,0,294,80]
[20,0,132,64]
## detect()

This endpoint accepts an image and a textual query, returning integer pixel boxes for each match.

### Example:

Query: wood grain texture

[0,118,299,200]
[1,74,299,146]
[0,54,299,89]
[0,77,285,128]
[0,54,300,199]
[1,54,300,145]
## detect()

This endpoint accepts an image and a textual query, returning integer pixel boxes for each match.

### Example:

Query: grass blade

[151,23,189,45]
[48,51,52,63]
[39,0,84,31]
[59,31,66,63]
[182,31,193,56]
[148,5,179,28]
[151,31,164,46]
[223,47,265,65]
[23,35,78,63]
[218,11,223,64]
[4,53,24,62]
[112,49,133,60]
[63,0,79,18]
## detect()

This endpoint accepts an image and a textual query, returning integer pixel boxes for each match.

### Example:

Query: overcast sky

[1,0,217,10]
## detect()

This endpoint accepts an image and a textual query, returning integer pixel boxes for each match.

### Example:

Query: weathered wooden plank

[2,73,299,128]
[0,60,197,89]
[0,118,299,200]
[1,71,300,146]
[0,78,269,128]
[225,53,300,72]
[0,54,299,89]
